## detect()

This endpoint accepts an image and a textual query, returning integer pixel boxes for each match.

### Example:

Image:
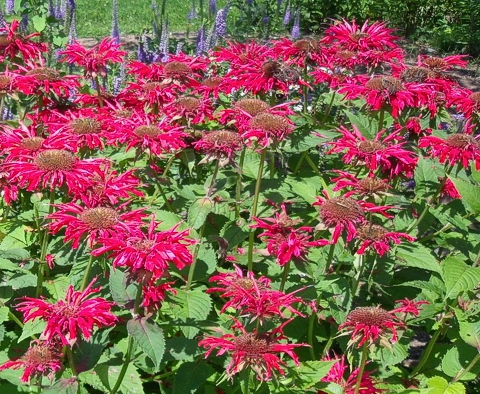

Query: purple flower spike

[291,11,300,39]
[215,8,227,38]
[6,0,14,15]
[111,0,120,44]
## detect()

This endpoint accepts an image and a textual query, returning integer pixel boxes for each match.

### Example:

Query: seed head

[33,150,76,171]
[69,117,102,135]
[79,207,119,229]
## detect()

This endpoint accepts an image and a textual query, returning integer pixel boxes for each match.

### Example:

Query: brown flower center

[234,278,256,291]
[69,117,102,135]
[235,98,270,116]
[445,134,478,148]
[164,61,192,78]
[365,76,404,93]
[33,150,76,171]
[422,57,447,70]
[201,130,243,147]
[336,50,356,60]
[20,136,45,151]
[0,74,13,90]
[292,38,319,52]
[356,178,389,195]
[249,113,290,134]
[79,207,119,229]
[469,92,480,103]
[202,76,222,88]
[25,67,60,81]
[349,32,369,42]
[24,343,55,365]
[143,82,162,92]
[131,239,156,252]
[175,97,201,111]
[347,306,393,326]
[357,140,385,153]
[115,109,133,118]
[320,197,364,225]
[357,224,389,241]
[261,61,282,78]
[133,125,162,138]
[400,66,434,83]
[233,333,272,356]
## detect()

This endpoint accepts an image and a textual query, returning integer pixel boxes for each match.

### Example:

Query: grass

[75,0,226,38]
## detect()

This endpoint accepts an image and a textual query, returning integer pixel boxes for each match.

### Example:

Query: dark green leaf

[171,289,212,339]
[43,378,78,394]
[127,317,165,370]
[172,361,215,394]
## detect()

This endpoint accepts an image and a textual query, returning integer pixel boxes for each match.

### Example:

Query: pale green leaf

[95,361,144,394]
[187,197,214,229]
[43,378,78,394]
[296,361,336,389]
[442,257,480,299]
[18,319,46,343]
[448,176,480,213]
[459,320,480,350]
[425,376,465,394]
[396,243,441,274]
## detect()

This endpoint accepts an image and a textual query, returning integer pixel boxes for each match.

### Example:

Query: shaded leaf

[171,289,212,339]
[127,317,165,370]
[18,319,46,343]
[172,361,215,394]
[43,378,78,394]
[94,360,144,394]
[109,267,137,309]
[459,320,480,350]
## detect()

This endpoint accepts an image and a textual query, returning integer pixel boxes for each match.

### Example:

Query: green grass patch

[76,0,225,38]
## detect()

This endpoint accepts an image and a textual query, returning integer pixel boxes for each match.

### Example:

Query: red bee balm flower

[199,319,306,381]
[419,133,480,170]
[328,125,417,177]
[92,218,195,281]
[59,37,126,78]
[16,279,118,347]
[355,224,415,256]
[0,340,63,383]
[0,20,47,60]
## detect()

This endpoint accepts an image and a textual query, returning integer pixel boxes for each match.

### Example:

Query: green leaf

[172,361,214,394]
[18,319,46,343]
[296,361,336,389]
[94,360,144,394]
[0,306,9,324]
[344,111,376,139]
[425,376,465,394]
[286,177,319,205]
[220,221,249,249]
[441,345,479,380]
[0,257,25,271]
[377,339,409,366]
[32,15,47,32]
[165,338,202,361]
[43,378,78,394]
[109,267,137,309]
[414,156,440,195]
[396,243,441,274]
[187,197,214,229]
[74,328,112,373]
[448,177,480,213]
[44,276,70,300]
[442,257,480,299]
[127,317,165,371]
[459,320,480,350]
[171,289,212,339]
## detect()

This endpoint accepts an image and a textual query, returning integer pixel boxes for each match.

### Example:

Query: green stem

[322,335,335,357]
[36,190,56,297]
[320,91,336,125]
[269,150,275,179]
[235,149,246,219]
[279,261,290,292]
[293,151,307,174]
[0,300,24,330]
[206,160,220,197]
[302,63,309,114]
[94,76,104,108]
[305,154,321,176]
[451,353,480,383]
[157,183,175,212]
[417,212,475,243]
[162,154,176,177]
[406,164,454,233]
[324,243,335,274]
[242,368,250,394]
[80,254,95,292]
[351,253,365,297]
[111,285,143,394]
[409,326,442,378]
[377,107,385,133]
[65,346,78,376]
[354,344,369,394]
[307,313,316,359]
[247,149,267,271]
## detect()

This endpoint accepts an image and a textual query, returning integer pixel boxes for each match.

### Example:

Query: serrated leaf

[396,243,441,274]
[378,339,409,366]
[165,338,202,361]
[344,111,376,139]
[286,178,319,205]
[426,376,465,394]
[459,320,480,350]
[171,289,212,339]
[0,257,25,271]
[172,361,214,394]
[109,267,137,309]
[43,378,78,394]
[18,319,46,343]
[188,198,214,229]
[448,176,480,213]
[414,156,440,195]
[44,276,70,300]
[95,361,144,394]
[127,317,165,370]
[220,221,249,249]
[0,306,9,324]
[442,257,480,299]
[296,361,336,389]
[74,328,112,373]
[441,346,479,380]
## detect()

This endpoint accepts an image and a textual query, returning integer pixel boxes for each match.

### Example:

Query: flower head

[16,278,118,346]
[199,319,306,380]
[355,224,415,256]
[0,20,47,60]
[0,340,63,383]
[193,129,244,166]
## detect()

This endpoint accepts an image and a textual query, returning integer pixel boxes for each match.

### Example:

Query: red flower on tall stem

[59,37,126,78]
[328,125,417,177]
[92,217,195,281]
[48,202,147,249]
[419,133,480,170]
[0,340,63,383]
[16,278,118,346]
[199,319,306,381]
[0,20,47,60]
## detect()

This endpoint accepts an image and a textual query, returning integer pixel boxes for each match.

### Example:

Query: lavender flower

[187,6,197,21]
[68,9,77,43]
[214,8,227,38]
[19,12,27,31]
[175,41,184,55]
[2,105,13,121]
[196,26,205,55]
[261,15,270,24]
[111,0,120,44]
[205,25,216,52]
[48,0,55,17]
[5,0,14,15]
[113,62,125,95]
[56,0,65,21]
[159,19,169,56]
[246,0,253,5]
[291,11,300,39]
[209,0,216,15]
[66,0,75,11]
[283,4,291,25]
